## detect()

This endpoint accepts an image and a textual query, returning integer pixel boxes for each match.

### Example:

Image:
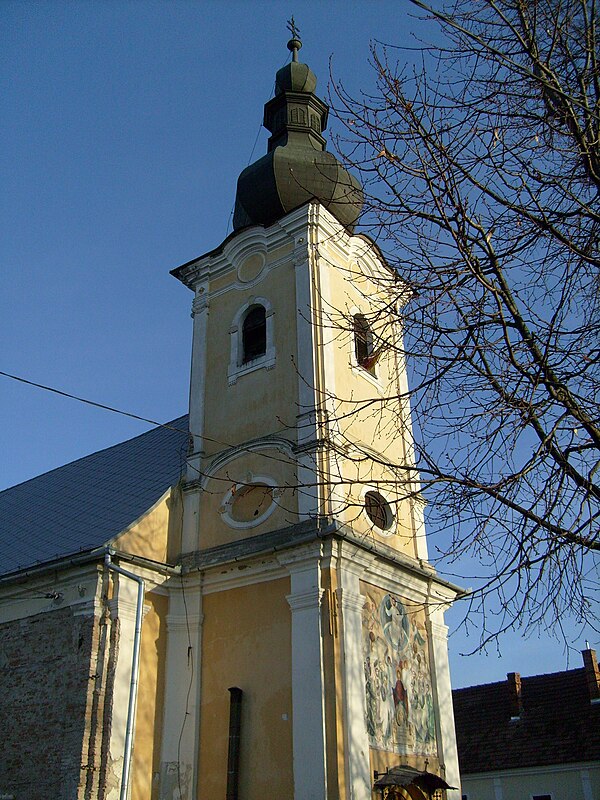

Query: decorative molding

[427,619,450,640]
[71,597,102,618]
[191,293,209,317]
[237,251,266,284]
[107,596,150,621]
[336,587,366,615]
[207,252,292,299]
[286,587,325,612]
[277,540,323,571]
[201,436,295,490]
[165,613,204,632]
[202,560,288,595]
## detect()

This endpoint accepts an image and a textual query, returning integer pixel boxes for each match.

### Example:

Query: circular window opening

[364,491,394,531]
[230,483,273,523]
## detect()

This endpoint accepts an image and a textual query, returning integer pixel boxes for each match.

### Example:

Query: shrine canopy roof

[373,764,457,794]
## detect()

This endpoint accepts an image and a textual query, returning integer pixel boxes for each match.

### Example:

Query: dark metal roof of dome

[233,32,363,232]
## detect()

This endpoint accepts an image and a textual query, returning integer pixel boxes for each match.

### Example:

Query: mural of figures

[361,585,437,755]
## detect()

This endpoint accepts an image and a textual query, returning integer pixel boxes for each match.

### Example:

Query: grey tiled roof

[453,667,600,772]
[0,415,189,577]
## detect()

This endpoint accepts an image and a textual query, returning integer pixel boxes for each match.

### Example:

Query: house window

[242,305,266,363]
[353,314,376,375]
[531,796,552,800]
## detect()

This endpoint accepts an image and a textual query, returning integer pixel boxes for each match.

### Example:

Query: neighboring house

[0,33,463,800]
[452,650,600,800]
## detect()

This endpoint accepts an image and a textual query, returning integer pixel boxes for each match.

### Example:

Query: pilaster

[335,545,372,800]
[159,577,203,800]
[105,574,144,800]
[187,282,209,480]
[280,544,328,800]
[287,211,321,521]
[426,612,461,800]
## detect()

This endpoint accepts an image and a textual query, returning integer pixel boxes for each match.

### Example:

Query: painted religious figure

[361,584,437,755]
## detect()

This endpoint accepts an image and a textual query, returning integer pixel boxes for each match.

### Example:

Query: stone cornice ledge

[179,519,464,599]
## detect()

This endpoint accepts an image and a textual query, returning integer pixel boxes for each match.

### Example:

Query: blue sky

[2,0,597,687]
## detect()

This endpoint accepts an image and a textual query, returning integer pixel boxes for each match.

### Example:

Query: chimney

[582,649,600,703]
[507,672,523,718]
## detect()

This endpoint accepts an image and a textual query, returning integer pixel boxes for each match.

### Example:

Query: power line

[0,368,327,486]
[0,369,188,435]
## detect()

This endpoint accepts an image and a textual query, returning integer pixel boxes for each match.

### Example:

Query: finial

[286,16,302,62]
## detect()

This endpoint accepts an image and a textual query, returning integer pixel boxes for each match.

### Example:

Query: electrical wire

[0,369,188,435]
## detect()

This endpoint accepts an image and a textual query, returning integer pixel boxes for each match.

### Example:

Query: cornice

[178,518,462,602]
[287,587,325,612]
[171,215,296,290]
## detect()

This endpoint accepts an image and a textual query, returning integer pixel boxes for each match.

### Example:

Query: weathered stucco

[197,578,293,800]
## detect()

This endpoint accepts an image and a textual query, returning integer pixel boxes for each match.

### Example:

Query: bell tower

[166,30,461,800]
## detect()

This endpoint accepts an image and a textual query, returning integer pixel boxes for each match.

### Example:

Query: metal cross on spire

[286,16,302,61]
[287,16,300,40]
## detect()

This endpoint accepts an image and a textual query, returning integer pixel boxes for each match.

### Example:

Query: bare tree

[331,0,600,647]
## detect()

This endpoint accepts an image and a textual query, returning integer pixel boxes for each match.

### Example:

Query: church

[0,32,461,800]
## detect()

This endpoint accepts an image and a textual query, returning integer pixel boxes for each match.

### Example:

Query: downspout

[104,552,145,800]
[226,687,243,800]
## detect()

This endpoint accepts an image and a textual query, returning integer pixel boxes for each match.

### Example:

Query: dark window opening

[242,305,267,364]
[364,491,393,531]
[354,314,376,375]
[532,796,552,800]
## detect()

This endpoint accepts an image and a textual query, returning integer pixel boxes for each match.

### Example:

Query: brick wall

[0,605,100,799]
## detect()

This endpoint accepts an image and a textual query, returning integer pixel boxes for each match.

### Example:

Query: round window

[230,483,273,523]
[364,491,394,531]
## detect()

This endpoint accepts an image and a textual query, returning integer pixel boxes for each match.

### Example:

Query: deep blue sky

[2,0,596,687]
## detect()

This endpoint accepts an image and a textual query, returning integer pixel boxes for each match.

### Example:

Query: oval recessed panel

[237,253,266,283]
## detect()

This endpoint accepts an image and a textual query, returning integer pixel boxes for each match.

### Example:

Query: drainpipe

[104,552,145,800]
[226,687,243,800]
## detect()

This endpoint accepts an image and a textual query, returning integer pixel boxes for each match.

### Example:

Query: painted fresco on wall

[362,585,437,755]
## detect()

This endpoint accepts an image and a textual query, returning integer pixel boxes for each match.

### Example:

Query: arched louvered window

[228,296,275,385]
[354,314,376,375]
[242,305,267,364]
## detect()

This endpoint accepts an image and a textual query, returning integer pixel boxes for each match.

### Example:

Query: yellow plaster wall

[327,450,417,558]
[316,246,417,558]
[197,578,293,800]
[131,591,168,800]
[202,263,299,455]
[321,251,404,461]
[266,242,294,265]
[111,492,176,564]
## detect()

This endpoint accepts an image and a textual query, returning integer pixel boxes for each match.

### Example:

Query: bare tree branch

[329,0,600,646]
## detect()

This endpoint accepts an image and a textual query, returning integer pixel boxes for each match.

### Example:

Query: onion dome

[233,32,363,232]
